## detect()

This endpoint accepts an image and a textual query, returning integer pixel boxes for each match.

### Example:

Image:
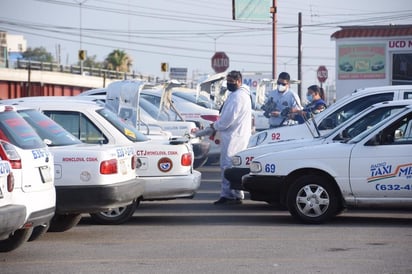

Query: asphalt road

[1,165,412,274]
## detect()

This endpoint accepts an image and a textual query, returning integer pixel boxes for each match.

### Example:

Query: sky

[1,0,411,88]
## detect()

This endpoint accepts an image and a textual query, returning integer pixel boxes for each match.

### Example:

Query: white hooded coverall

[213,85,252,199]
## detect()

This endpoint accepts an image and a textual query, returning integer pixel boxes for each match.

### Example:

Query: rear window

[97,108,149,142]
[18,109,81,147]
[0,111,45,149]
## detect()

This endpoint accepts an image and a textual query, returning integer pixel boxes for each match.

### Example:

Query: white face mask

[278,85,287,92]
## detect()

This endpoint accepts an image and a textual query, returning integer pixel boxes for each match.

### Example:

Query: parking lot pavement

[1,165,411,274]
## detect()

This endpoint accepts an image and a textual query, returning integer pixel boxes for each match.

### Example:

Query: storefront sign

[338,44,386,80]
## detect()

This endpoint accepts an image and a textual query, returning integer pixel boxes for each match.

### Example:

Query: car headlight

[249,161,262,173]
[248,131,267,147]
[231,155,241,166]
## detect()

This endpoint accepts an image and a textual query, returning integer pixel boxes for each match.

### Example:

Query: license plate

[39,166,53,183]
[120,159,127,175]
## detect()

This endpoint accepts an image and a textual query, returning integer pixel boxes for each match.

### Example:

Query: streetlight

[74,0,88,75]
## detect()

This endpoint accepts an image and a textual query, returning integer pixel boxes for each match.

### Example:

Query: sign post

[211,52,229,73]
[317,65,328,88]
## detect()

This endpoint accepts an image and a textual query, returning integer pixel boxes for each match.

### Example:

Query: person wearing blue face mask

[294,85,327,124]
[263,72,302,128]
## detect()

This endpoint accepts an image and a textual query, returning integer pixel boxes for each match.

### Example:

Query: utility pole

[270,0,277,79]
[298,12,302,99]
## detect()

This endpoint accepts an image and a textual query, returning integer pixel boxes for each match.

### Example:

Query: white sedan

[3,97,201,225]
[225,100,412,195]
[243,104,412,223]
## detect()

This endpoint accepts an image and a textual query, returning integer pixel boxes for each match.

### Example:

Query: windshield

[321,104,405,141]
[139,97,170,121]
[97,108,149,142]
[317,92,394,130]
[348,107,409,144]
[18,109,81,146]
[0,110,45,149]
[173,91,214,109]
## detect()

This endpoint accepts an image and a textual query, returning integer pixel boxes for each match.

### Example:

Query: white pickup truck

[0,102,144,230]
[5,97,201,225]
[242,104,412,223]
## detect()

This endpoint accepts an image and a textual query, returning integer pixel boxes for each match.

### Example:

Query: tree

[80,55,104,68]
[22,47,54,62]
[104,49,132,72]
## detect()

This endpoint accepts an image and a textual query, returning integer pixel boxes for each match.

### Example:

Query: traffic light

[78,50,86,61]
[161,62,168,72]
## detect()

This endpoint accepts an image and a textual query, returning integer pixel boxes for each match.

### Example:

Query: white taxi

[6,97,201,225]
[248,85,412,147]
[0,105,56,248]
[243,104,412,223]
[0,158,27,252]
[225,100,412,199]
[0,102,145,228]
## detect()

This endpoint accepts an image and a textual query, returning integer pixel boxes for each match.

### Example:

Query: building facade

[331,25,412,99]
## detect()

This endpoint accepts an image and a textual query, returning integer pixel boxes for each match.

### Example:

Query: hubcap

[296,184,329,217]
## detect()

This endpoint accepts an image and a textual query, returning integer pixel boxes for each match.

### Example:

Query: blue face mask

[306,94,313,102]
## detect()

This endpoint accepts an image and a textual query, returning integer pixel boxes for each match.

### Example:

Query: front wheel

[0,228,33,252]
[287,174,340,224]
[89,200,139,225]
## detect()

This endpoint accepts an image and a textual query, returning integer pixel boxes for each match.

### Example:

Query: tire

[287,174,339,224]
[89,200,138,225]
[0,228,33,252]
[28,224,49,242]
[48,213,82,232]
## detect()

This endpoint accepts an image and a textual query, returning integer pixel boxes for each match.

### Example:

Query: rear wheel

[0,228,33,252]
[287,174,339,224]
[48,213,82,232]
[90,200,139,225]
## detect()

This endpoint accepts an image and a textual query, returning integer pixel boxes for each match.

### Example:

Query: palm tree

[104,49,132,72]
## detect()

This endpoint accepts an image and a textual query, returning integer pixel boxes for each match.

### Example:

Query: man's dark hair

[227,70,242,81]
[278,72,290,81]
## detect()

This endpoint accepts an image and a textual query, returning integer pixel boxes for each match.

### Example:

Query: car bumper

[0,204,26,239]
[140,170,202,200]
[192,141,210,169]
[56,178,144,214]
[224,167,250,190]
[242,174,285,203]
[13,187,56,227]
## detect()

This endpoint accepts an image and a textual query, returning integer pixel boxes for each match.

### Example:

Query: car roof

[1,96,105,110]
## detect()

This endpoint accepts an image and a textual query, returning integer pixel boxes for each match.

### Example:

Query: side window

[403,92,412,100]
[43,111,108,144]
[366,112,412,146]
[318,93,394,130]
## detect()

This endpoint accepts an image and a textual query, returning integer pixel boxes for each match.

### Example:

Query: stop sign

[317,65,328,83]
[211,52,229,73]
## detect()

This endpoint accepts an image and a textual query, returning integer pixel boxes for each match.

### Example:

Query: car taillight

[0,140,22,169]
[181,153,192,166]
[100,159,118,174]
[201,115,219,122]
[7,172,14,192]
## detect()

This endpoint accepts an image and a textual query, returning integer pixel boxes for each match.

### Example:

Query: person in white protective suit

[210,70,252,205]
